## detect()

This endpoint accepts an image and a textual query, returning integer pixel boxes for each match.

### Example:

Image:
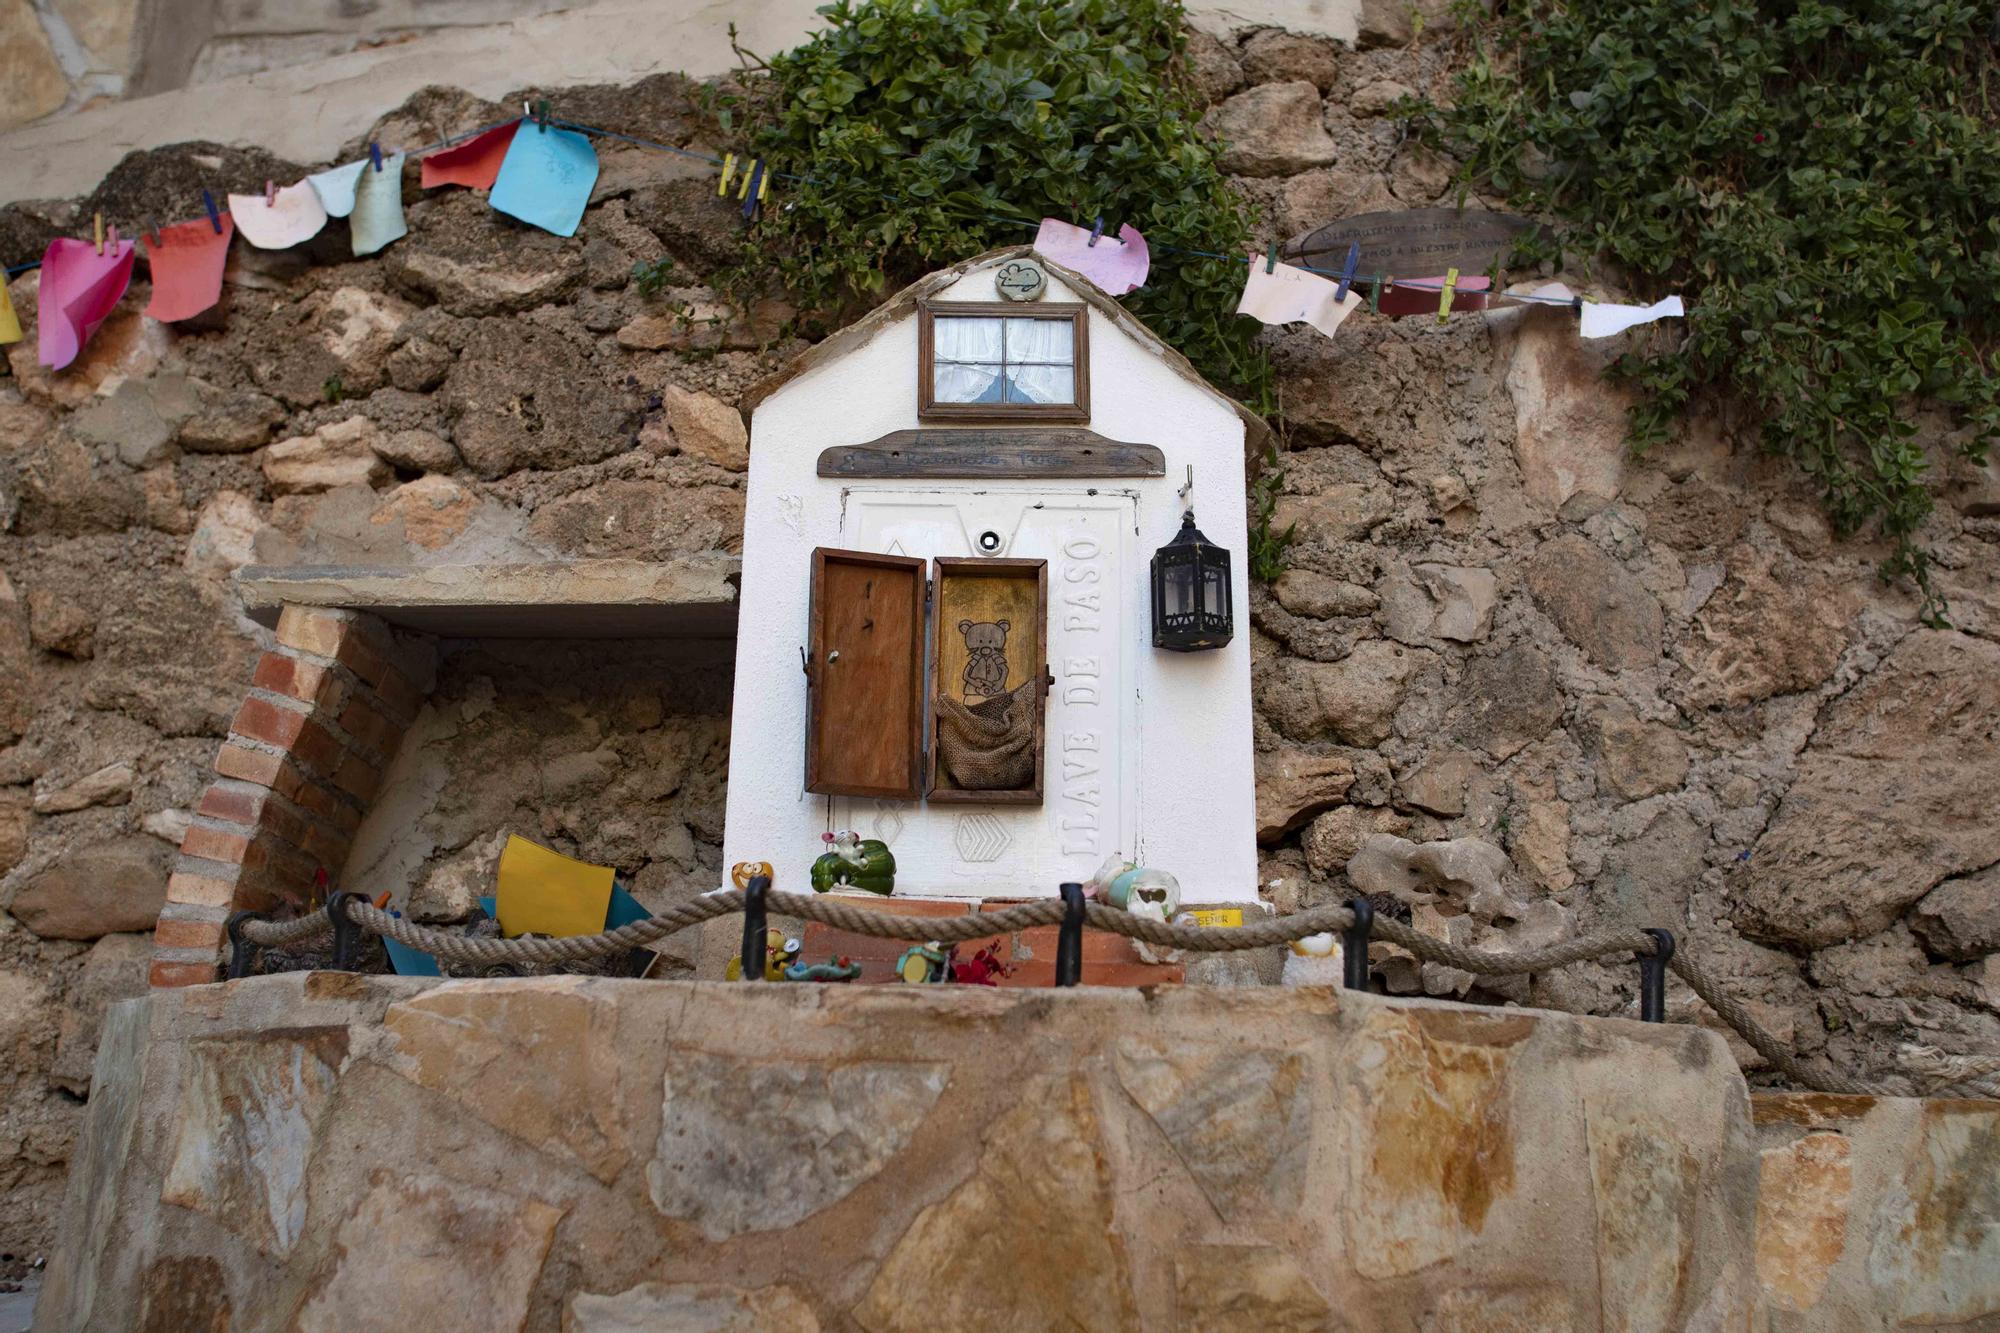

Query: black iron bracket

[224,911,271,980]
[1342,898,1374,991]
[739,873,770,980]
[325,892,366,971]
[1639,927,1675,1022]
[1054,882,1085,987]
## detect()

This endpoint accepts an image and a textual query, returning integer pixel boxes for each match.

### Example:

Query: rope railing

[229,877,1883,1096]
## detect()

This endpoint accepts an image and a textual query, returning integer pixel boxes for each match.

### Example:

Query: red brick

[330,750,381,803]
[337,694,399,755]
[298,824,350,869]
[334,634,393,693]
[154,917,225,952]
[274,604,354,660]
[167,870,240,908]
[290,718,346,775]
[213,744,313,803]
[251,651,338,708]
[291,779,362,833]
[196,782,265,827]
[793,899,973,984]
[150,959,219,988]
[372,666,425,723]
[181,824,252,866]
[230,695,308,750]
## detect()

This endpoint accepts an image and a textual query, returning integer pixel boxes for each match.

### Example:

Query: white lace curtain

[933,316,1075,405]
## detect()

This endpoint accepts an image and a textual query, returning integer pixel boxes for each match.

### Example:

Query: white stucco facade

[721,252,1259,903]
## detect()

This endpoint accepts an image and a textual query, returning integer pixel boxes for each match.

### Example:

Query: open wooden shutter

[926,557,1049,805]
[805,548,926,799]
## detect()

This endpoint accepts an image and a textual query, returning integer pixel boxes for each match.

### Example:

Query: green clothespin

[535,98,551,132]
[1264,242,1278,274]
[1369,275,1384,315]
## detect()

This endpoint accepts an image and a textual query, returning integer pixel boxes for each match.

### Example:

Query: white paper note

[1580,295,1684,339]
[1237,257,1362,338]
[350,152,408,257]
[227,182,328,249]
[307,160,367,218]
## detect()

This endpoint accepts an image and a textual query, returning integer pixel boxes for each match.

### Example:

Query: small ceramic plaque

[995,259,1047,302]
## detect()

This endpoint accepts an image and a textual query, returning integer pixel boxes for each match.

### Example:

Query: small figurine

[1091,853,1182,925]
[896,941,951,983]
[732,861,776,889]
[725,927,801,981]
[811,829,896,895]
[949,941,1012,986]
[783,955,863,982]
[1282,932,1344,987]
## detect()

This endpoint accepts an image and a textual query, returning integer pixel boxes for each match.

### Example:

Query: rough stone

[7,834,168,939]
[1598,805,1707,929]
[569,1282,820,1332]
[385,197,586,316]
[1348,834,1514,916]
[183,489,268,580]
[1255,744,1358,842]
[1351,79,1417,117]
[1676,544,1852,708]
[1506,307,1631,511]
[368,474,480,550]
[1527,533,1662,671]
[178,387,285,453]
[1908,865,2000,962]
[31,760,133,813]
[1205,82,1338,176]
[1451,645,1563,760]
[26,587,97,658]
[69,377,176,467]
[1411,564,1498,643]
[445,318,642,478]
[263,415,392,494]
[0,568,33,743]
[1272,483,1393,546]
[525,478,744,560]
[1183,27,1242,104]
[1272,568,1377,619]
[1255,639,1426,746]
[386,336,455,393]
[0,0,69,131]
[5,298,170,410]
[1401,752,1477,816]
[1740,631,2000,949]
[1302,803,1411,876]
[1592,704,1689,801]
[1238,30,1338,91]
[1512,798,1575,892]
[659,384,749,471]
[1358,0,1456,47]
[372,427,459,473]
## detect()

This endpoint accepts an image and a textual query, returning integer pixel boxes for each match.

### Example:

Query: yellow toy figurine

[732,861,776,889]
[725,927,801,982]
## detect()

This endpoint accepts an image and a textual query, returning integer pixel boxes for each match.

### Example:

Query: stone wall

[0,17,1996,1266]
[35,974,2000,1329]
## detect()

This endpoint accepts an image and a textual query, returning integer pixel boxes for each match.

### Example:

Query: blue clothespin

[369,141,384,172]
[1088,216,1104,248]
[1334,242,1359,303]
[201,189,222,234]
[1264,242,1277,274]
[740,160,766,219]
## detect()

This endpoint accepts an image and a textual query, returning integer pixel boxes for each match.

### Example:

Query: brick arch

[150,606,430,987]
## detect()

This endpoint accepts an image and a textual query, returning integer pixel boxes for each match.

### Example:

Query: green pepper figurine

[811,829,896,895]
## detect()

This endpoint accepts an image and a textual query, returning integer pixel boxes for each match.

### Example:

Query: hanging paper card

[227,182,327,249]
[37,236,136,371]
[1580,295,1685,339]
[0,277,20,346]
[421,120,521,191]
[307,160,366,218]
[494,834,615,938]
[1236,256,1361,339]
[144,215,234,322]
[350,151,409,257]
[1033,218,1150,296]
[489,125,599,237]
[1375,274,1491,318]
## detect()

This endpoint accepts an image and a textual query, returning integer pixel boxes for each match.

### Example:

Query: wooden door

[805,548,926,799]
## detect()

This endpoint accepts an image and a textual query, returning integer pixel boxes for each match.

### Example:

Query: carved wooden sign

[1284,208,1534,276]
[819,429,1165,479]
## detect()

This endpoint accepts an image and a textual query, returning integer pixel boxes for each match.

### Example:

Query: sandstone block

[1206,82,1338,176]
[8,834,168,939]
[1451,644,1563,760]
[1255,744,1358,842]
[1527,533,1662,671]
[1272,568,1376,619]
[1592,704,1689,801]
[661,384,749,471]
[1506,306,1630,511]
[263,416,391,495]
[1908,865,2000,962]
[1255,639,1426,746]
[1272,483,1393,546]
[0,0,69,130]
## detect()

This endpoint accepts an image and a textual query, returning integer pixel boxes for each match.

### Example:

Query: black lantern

[1151,508,1233,651]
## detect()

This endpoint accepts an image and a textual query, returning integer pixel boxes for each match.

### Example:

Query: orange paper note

[144,215,234,322]
[37,236,136,370]
[421,119,521,191]
[494,834,615,938]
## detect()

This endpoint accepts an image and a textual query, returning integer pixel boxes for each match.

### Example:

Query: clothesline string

[2,112,1594,311]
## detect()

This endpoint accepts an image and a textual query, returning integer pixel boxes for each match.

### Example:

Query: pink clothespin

[264,179,278,206]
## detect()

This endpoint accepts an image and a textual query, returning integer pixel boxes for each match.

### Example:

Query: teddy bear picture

[958,618,1011,700]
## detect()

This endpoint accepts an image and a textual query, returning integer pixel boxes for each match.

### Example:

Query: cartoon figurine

[784,955,863,982]
[949,941,1012,986]
[958,618,1011,700]
[896,941,951,983]
[725,928,801,981]
[1089,852,1183,925]
[731,861,775,889]
[811,829,896,894]
[1282,932,1344,987]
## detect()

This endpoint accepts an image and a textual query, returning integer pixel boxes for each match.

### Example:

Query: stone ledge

[235,558,741,638]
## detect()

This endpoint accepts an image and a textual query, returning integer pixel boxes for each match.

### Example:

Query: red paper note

[421,120,521,191]
[37,236,136,370]
[144,215,234,322]
[1375,274,1491,318]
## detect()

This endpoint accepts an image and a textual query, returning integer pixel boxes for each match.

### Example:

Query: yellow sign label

[1181,908,1243,928]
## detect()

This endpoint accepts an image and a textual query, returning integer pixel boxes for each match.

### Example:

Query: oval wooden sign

[1284,208,1534,276]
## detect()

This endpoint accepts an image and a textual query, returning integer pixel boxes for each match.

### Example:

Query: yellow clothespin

[717,152,737,197]
[93,212,104,255]
[738,162,755,200]
[1436,267,1459,325]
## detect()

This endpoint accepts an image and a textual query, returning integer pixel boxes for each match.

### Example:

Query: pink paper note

[421,120,521,191]
[1033,218,1150,296]
[144,215,234,322]
[37,236,136,371]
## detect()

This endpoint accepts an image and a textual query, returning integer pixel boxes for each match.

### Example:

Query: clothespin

[264,179,278,205]
[93,212,104,255]
[202,189,222,233]
[535,98,550,132]
[145,218,161,247]
[1369,275,1385,315]
[740,159,766,219]
[369,141,384,172]
[1264,241,1277,274]
[1436,267,1459,325]
[1088,216,1105,248]
[717,152,737,197]
[1334,241,1359,303]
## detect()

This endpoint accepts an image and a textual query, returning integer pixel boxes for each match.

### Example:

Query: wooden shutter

[805,548,926,799]
[926,557,1049,805]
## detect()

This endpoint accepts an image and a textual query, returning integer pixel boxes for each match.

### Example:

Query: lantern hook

[1177,464,1193,505]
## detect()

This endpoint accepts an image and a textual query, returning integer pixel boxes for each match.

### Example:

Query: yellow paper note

[495,834,614,938]
[0,277,20,345]
[1181,907,1243,928]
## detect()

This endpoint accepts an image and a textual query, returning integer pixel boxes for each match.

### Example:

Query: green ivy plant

[709,0,1272,411]
[1422,0,2000,619]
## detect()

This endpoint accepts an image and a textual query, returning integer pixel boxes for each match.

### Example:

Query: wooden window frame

[917,300,1090,424]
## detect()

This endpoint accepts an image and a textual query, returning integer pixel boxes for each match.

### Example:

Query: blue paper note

[350,151,408,257]
[307,160,367,218]
[489,125,599,237]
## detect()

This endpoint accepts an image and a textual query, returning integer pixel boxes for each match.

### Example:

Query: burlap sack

[935,677,1040,790]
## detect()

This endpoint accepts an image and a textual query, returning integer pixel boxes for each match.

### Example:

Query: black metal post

[225,911,270,980]
[325,892,365,971]
[1054,882,1085,987]
[1639,927,1675,1022]
[739,874,770,981]
[1342,898,1374,991]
